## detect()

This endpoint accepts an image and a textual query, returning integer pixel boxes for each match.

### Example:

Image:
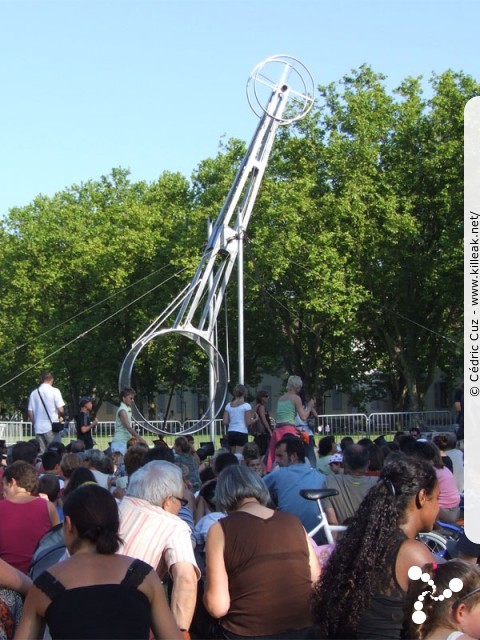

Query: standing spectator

[223,384,254,454]
[112,387,147,448]
[295,387,318,467]
[266,375,314,472]
[0,461,59,574]
[250,389,272,456]
[74,396,97,451]
[27,372,65,454]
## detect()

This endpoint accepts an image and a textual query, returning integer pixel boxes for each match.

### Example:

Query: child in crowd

[407,559,480,640]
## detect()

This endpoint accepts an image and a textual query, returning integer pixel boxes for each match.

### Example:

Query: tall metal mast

[119,55,315,433]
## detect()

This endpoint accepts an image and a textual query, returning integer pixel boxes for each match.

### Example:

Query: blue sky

[1,0,478,216]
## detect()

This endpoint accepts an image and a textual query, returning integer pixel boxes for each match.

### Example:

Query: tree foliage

[0,66,476,415]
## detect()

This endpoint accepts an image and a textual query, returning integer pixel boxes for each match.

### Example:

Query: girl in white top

[407,559,480,640]
[223,384,254,454]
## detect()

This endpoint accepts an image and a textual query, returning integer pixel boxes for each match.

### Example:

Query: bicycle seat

[300,488,339,500]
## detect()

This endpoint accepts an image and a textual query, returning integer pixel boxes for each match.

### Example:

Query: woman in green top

[112,388,147,447]
[265,376,315,471]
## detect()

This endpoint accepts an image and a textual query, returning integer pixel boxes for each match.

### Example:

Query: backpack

[29,523,66,581]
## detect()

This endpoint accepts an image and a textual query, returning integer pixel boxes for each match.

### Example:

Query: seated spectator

[454,532,480,565]
[321,444,378,527]
[66,440,86,455]
[311,456,438,639]
[316,436,337,475]
[0,461,59,573]
[365,444,384,476]
[242,441,264,477]
[40,450,64,489]
[443,431,464,492]
[406,559,480,640]
[357,437,374,447]
[0,557,32,639]
[263,438,325,535]
[340,436,354,451]
[409,427,421,440]
[118,461,200,634]
[144,444,175,465]
[16,484,181,640]
[59,452,83,489]
[11,441,37,466]
[415,441,460,524]
[328,452,343,474]
[174,436,201,492]
[433,433,454,473]
[204,465,320,638]
[193,480,225,552]
[38,474,62,521]
[83,449,110,489]
[398,434,420,456]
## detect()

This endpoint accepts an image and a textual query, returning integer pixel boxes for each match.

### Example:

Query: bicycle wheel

[417,531,448,557]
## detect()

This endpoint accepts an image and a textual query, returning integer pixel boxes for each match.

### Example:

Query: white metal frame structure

[119,55,315,434]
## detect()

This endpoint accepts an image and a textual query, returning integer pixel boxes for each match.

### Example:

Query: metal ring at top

[246,54,315,124]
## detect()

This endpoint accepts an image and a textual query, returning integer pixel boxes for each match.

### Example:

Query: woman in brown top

[204,465,320,639]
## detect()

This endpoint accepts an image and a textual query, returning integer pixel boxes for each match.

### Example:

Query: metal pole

[237,211,245,385]
[208,218,216,445]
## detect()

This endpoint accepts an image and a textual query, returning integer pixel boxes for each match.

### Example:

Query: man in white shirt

[27,371,65,453]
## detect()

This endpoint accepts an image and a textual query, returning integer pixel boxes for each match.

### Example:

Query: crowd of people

[0,372,476,640]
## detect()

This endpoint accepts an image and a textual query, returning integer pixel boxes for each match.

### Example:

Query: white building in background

[96,369,454,424]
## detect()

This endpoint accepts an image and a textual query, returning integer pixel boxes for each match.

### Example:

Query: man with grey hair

[118,460,199,636]
[83,448,109,489]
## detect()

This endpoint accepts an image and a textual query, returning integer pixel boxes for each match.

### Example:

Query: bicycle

[417,520,463,559]
[300,488,347,544]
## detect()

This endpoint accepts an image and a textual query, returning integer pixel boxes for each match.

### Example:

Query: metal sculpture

[119,54,314,433]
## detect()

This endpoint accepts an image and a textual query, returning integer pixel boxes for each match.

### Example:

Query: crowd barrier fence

[0,411,456,446]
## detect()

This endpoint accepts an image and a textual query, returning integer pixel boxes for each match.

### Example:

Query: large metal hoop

[119,328,228,435]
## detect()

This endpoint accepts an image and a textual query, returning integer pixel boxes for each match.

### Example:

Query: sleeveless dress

[34,558,152,639]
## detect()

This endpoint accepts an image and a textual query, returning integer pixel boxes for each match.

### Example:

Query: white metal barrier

[367,411,456,435]
[2,412,456,445]
[315,414,369,436]
[0,421,34,444]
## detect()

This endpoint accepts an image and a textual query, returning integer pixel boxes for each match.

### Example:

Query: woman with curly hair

[311,456,439,639]
[406,559,480,639]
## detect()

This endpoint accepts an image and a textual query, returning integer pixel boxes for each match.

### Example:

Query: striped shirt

[118,496,200,578]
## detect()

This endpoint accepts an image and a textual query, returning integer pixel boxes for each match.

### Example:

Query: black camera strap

[36,388,55,428]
